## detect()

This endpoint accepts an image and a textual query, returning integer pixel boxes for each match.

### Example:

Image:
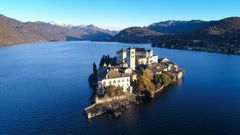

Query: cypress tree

[93,62,97,75]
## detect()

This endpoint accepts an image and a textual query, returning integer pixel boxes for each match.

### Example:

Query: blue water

[0,41,240,135]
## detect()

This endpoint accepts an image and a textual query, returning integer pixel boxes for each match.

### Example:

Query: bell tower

[127,48,136,70]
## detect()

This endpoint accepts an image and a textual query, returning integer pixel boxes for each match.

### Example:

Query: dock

[84,94,137,119]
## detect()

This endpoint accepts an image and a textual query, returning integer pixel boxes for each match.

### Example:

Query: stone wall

[95,94,131,104]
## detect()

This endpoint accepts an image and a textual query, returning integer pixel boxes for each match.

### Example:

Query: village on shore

[85,47,184,119]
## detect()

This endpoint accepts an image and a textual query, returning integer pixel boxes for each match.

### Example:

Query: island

[85,48,184,119]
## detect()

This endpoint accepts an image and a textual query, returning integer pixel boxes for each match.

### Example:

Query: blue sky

[0,0,239,30]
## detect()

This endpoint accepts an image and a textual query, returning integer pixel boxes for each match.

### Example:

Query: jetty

[84,95,137,119]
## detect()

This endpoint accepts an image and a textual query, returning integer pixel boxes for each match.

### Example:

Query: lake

[0,41,240,135]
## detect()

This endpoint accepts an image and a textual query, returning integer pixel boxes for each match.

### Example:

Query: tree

[160,73,172,87]
[105,85,116,97]
[144,69,153,80]
[93,62,97,75]
[136,75,146,92]
[153,74,163,88]
[115,86,123,96]
[140,68,145,76]
[99,55,106,67]
[99,54,116,67]
[135,70,155,93]
[105,54,110,65]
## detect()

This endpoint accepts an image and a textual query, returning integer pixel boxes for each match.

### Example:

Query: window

[113,80,116,83]
[118,80,120,83]
[122,79,124,82]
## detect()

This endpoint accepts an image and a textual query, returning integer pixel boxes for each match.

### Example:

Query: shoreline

[1,40,239,56]
[151,45,240,56]
[85,78,182,119]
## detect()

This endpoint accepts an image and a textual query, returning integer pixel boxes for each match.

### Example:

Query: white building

[116,48,158,69]
[135,48,153,58]
[116,48,127,64]
[138,55,158,65]
[127,48,136,70]
[97,66,131,95]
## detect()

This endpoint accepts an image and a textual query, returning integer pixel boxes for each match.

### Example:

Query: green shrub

[105,85,123,97]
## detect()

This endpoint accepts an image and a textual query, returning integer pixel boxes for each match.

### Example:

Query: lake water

[0,41,240,135]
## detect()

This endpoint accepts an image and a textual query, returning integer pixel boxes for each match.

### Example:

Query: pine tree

[93,62,97,75]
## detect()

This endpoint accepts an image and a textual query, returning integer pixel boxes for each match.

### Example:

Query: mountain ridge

[111,17,240,42]
[0,14,118,45]
[110,17,240,54]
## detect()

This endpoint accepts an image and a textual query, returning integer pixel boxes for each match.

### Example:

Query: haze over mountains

[0,14,117,45]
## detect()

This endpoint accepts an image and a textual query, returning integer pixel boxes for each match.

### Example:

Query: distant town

[85,47,184,119]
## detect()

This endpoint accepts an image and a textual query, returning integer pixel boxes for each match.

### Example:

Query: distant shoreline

[151,44,240,56]
[2,40,239,56]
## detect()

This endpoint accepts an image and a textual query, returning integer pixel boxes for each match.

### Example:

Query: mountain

[110,27,162,43]
[1,13,239,53]
[111,17,240,55]
[71,25,117,40]
[148,20,213,34]
[0,14,48,45]
[112,17,240,42]
[111,21,211,43]
[0,14,118,45]
[198,17,240,36]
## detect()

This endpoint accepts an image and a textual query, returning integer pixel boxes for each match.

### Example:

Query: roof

[106,69,130,79]
[147,64,163,73]
[135,48,151,52]
[158,57,169,62]
[98,68,130,80]
[110,65,120,69]
[117,48,151,53]
[117,48,127,53]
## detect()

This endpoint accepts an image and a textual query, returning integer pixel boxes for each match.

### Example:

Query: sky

[0,0,239,30]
